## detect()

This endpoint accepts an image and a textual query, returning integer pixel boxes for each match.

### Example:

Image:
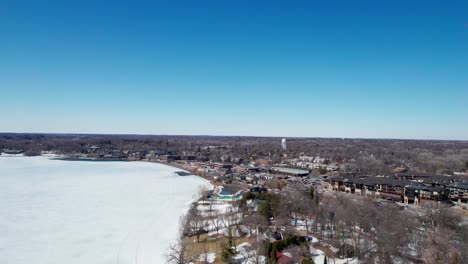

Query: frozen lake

[0,156,210,264]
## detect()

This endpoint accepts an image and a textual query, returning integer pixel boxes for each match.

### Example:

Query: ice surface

[0,156,210,264]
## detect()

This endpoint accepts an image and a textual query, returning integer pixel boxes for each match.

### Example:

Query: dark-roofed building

[447,182,468,203]
[403,185,446,205]
[329,176,409,199]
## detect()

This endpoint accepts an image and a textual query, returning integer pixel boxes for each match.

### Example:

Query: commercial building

[270,166,310,177]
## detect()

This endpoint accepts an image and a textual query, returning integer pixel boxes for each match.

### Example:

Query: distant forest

[1,133,468,175]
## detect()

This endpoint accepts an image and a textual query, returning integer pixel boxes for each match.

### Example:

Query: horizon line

[1,131,467,142]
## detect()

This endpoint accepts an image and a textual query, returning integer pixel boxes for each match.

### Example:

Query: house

[299,155,315,162]
[255,159,271,166]
[313,156,326,163]
[276,251,293,264]
[326,164,339,171]
[249,186,267,193]
[393,166,408,173]
[167,155,181,161]
[2,149,24,155]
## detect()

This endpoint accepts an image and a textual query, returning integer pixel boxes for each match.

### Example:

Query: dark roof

[332,173,459,187]
[405,185,445,192]
[332,176,411,187]
[396,173,447,178]
[448,182,468,191]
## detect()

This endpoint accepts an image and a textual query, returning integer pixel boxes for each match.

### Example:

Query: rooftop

[448,182,468,191]
[271,166,310,175]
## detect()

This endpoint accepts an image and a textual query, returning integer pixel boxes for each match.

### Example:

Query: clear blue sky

[1,0,467,139]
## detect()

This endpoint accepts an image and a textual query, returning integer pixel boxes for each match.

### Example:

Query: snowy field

[0,156,210,264]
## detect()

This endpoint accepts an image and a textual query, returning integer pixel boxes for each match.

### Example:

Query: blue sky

[1,1,467,139]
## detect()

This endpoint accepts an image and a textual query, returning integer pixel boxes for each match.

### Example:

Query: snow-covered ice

[0,156,211,264]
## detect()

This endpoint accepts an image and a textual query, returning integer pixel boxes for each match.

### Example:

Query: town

[1,133,468,263]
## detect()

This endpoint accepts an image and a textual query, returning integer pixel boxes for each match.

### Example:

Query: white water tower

[281,138,287,151]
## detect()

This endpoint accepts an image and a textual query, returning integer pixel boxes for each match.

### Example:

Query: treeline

[1,133,468,174]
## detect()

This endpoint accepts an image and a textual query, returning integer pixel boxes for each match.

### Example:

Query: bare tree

[243,213,268,236]
[421,228,460,264]
[198,185,209,204]
[209,208,222,235]
[198,243,212,264]
[243,239,267,264]
[187,204,206,243]
[221,213,240,251]
[166,238,192,264]
[284,245,310,264]
[167,213,194,264]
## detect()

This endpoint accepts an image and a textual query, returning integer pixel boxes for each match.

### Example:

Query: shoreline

[2,153,228,200]
[149,159,218,187]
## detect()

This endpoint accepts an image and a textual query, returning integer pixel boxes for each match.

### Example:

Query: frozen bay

[0,156,209,264]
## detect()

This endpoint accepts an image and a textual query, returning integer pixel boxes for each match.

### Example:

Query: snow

[334,258,359,264]
[197,201,234,216]
[310,248,326,264]
[309,245,358,264]
[0,156,211,264]
[233,242,265,264]
[309,236,319,243]
[198,252,216,263]
[0,153,25,157]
